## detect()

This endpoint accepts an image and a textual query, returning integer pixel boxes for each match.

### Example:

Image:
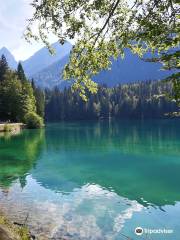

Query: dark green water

[0,120,180,239]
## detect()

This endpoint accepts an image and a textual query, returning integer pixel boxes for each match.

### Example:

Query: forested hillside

[0,55,44,128]
[45,81,179,121]
[0,54,178,124]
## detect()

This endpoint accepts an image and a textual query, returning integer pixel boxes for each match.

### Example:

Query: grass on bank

[0,214,31,240]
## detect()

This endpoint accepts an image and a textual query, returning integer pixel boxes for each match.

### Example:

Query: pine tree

[0,60,44,127]
[0,70,22,121]
[0,55,8,82]
[31,79,45,118]
[16,65,38,122]
[34,88,45,118]
[31,78,35,90]
[20,80,37,121]
[17,62,26,82]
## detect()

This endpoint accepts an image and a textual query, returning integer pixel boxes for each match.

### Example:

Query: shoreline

[0,123,26,134]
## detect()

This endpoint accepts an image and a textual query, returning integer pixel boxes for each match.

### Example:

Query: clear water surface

[0,120,180,239]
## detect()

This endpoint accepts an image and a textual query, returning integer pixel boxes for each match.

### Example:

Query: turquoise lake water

[0,120,180,239]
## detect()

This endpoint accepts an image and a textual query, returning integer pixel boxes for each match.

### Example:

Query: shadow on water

[30,120,180,207]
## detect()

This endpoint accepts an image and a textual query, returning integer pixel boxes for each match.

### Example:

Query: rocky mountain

[0,47,17,69]
[31,55,71,89]
[22,41,72,76]
[0,44,174,89]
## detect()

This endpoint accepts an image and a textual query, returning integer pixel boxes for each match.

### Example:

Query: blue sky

[0,0,56,61]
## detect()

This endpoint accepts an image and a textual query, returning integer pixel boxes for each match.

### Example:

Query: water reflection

[0,120,180,239]
[0,177,180,240]
[32,120,180,207]
[44,120,180,156]
[0,177,144,239]
[0,129,45,188]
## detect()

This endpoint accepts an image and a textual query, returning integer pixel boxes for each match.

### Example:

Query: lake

[0,120,180,239]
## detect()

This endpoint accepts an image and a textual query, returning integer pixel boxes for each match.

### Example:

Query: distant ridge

[0,47,17,69]
[0,44,174,89]
[94,49,174,87]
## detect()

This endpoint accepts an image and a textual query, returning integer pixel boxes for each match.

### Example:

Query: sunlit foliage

[26,0,179,100]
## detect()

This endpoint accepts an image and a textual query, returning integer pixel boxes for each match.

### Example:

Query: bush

[24,112,44,129]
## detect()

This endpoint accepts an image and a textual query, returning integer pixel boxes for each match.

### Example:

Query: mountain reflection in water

[0,120,180,239]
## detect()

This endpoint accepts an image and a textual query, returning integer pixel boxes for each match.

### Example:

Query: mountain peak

[0,47,11,57]
[0,46,9,51]
[22,41,72,76]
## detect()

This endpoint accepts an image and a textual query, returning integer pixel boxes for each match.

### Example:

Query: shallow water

[0,120,180,239]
